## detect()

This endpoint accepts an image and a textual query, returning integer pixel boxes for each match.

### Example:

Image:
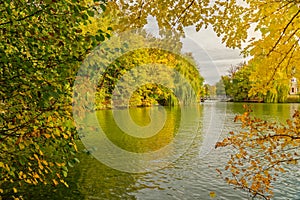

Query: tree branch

[0,8,47,26]
[267,9,300,56]
[174,0,195,26]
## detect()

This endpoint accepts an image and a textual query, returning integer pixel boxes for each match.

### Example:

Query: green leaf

[82,14,88,20]
[73,158,80,163]
[87,10,94,17]
[96,34,105,42]
[62,170,68,177]
[67,161,74,167]
[100,4,106,11]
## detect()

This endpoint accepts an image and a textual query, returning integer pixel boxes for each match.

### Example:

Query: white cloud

[144,16,250,84]
[182,25,245,84]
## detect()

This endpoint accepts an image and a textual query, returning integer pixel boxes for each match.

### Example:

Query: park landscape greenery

[1,0,110,198]
[1,0,300,199]
[216,62,300,103]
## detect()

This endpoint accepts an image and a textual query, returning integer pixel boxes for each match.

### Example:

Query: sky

[182,26,245,84]
[144,16,248,85]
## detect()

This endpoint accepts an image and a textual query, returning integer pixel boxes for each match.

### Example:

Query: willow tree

[84,29,204,109]
[210,0,300,100]
[2,0,299,198]
[0,0,108,198]
[107,0,299,99]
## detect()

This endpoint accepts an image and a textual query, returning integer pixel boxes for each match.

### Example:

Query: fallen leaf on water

[209,191,216,198]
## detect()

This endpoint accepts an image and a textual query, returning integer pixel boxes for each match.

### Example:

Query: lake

[22,102,300,199]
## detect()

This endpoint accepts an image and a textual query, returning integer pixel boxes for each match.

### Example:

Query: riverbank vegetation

[0,0,110,198]
[217,63,300,103]
[1,0,206,198]
[94,47,204,109]
[213,0,300,103]
[1,0,300,199]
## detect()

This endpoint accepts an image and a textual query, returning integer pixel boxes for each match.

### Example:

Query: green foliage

[103,1,300,101]
[221,62,291,103]
[221,63,253,102]
[0,0,107,198]
[95,47,204,108]
[216,106,300,199]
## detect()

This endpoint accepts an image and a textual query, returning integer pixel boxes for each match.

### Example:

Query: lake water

[23,102,300,199]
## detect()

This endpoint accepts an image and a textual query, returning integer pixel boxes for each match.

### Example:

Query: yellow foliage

[216,107,300,199]
[211,0,300,100]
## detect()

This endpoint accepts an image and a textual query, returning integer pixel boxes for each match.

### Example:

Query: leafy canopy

[210,0,300,97]
[0,0,108,198]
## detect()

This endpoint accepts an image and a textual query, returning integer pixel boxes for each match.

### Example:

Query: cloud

[182,26,245,84]
[144,16,247,84]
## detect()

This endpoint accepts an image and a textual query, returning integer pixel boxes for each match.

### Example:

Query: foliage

[0,0,108,198]
[210,0,300,99]
[104,1,300,101]
[82,30,205,109]
[221,62,292,102]
[215,106,300,199]
[2,0,299,198]
[202,84,216,98]
[215,80,225,97]
[109,0,214,38]
[99,1,300,103]
[96,47,204,108]
[221,63,253,102]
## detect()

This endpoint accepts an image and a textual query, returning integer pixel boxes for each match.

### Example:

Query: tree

[209,1,300,195]
[210,0,300,100]
[106,0,298,101]
[221,63,253,101]
[215,79,226,97]
[108,0,213,38]
[0,0,108,198]
[202,84,216,99]
[2,0,299,198]
[93,40,204,108]
[215,106,300,199]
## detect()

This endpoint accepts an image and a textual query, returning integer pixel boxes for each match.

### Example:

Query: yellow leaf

[19,143,25,150]
[33,154,39,161]
[13,187,17,193]
[38,164,44,170]
[33,173,40,179]
[209,191,216,198]
[25,179,32,184]
[52,179,58,186]
[279,168,285,173]
[42,160,48,166]
[73,143,78,152]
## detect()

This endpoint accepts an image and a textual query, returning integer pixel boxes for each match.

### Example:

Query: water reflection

[97,106,181,153]
[20,103,300,200]
[226,102,300,122]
